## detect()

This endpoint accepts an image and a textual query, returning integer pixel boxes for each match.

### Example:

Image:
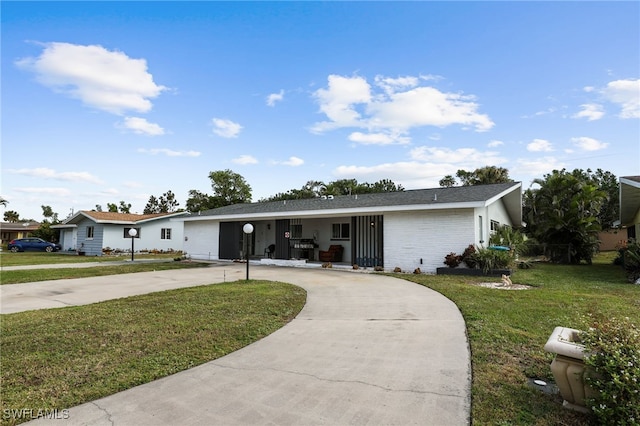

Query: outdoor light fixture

[243,223,254,280]
[128,228,137,261]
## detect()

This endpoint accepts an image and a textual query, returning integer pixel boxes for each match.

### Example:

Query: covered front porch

[222,215,383,267]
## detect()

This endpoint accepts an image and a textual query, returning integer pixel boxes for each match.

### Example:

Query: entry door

[274,219,290,259]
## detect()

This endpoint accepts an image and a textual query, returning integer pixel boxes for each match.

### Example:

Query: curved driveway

[5,263,471,425]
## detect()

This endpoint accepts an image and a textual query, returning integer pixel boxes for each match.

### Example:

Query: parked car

[8,238,62,252]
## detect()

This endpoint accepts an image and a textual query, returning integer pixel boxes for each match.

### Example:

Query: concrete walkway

[3,263,471,425]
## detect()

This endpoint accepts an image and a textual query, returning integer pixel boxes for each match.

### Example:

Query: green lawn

[0,251,179,267]
[1,252,638,425]
[399,252,639,425]
[1,281,306,425]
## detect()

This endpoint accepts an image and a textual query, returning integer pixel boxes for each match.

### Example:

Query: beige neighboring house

[620,175,640,242]
[53,211,186,256]
[0,222,41,246]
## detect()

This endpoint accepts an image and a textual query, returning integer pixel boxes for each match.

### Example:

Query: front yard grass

[399,251,640,425]
[1,261,210,285]
[1,281,306,425]
[0,251,179,267]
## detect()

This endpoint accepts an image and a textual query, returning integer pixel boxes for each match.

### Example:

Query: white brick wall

[384,210,475,273]
[184,221,219,260]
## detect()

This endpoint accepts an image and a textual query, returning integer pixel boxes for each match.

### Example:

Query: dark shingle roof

[188,182,521,218]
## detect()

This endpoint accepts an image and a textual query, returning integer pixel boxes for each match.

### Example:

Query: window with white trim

[161,228,172,240]
[331,223,350,240]
[86,226,94,239]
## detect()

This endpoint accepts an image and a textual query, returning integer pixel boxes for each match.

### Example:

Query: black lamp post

[243,223,254,280]
[128,228,137,261]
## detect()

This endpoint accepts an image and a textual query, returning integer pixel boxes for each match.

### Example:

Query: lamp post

[128,228,137,261]
[242,223,254,281]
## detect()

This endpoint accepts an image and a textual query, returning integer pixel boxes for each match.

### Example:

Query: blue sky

[2,1,639,221]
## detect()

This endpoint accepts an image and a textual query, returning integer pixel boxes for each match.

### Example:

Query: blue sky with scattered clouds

[2,1,639,221]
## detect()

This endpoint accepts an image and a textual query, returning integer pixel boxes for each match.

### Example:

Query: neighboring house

[620,176,640,242]
[0,222,41,246]
[53,211,186,256]
[177,182,522,273]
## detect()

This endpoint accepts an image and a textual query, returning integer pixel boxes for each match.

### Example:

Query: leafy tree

[260,178,404,202]
[523,169,607,264]
[41,205,59,223]
[118,201,131,214]
[370,179,404,193]
[439,166,513,187]
[3,210,20,222]
[208,169,252,205]
[144,195,160,214]
[185,190,218,213]
[107,203,118,213]
[144,191,180,214]
[439,175,456,188]
[185,170,252,212]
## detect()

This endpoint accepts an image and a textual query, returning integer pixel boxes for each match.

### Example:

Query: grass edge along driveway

[1,280,306,426]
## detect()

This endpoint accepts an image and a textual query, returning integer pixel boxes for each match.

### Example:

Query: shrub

[444,252,462,268]
[581,315,640,425]
[461,244,477,268]
[621,240,640,283]
[471,248,512,273]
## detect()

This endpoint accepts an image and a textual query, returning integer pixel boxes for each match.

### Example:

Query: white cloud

[137,148,200,157]
[601,79,640,119]
[374,75,419,94]
[8,167,103,184]
[311,74,494,140]
[281,156,304,166]
[514,157,566,180]
[266,90,284,107]
[348,131,410,145]
[572,103,604,121]
[13,187,72,197]
[16,42,166,115]
[488,140,504,148]
[232,155,258,165]
[409,146,506,165]
[526,139,553,152]
[122,117,165,135]
[211,118,242,138]
[571,136,609,151]
[311,75,372,132]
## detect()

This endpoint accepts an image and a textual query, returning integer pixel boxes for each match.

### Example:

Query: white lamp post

[242,223,254,280]
[128,228,137,261]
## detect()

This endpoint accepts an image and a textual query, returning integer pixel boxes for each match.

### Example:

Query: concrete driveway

[3,263,471,425]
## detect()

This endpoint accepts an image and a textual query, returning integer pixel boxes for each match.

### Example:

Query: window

[161,228,172,240]
[490,220,500,234]
[86,226,94,239]
[332,223,350,240]
[290,219,302,239]
[123,227,141,238]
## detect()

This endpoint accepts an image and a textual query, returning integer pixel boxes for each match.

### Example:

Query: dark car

[8,238,61,253]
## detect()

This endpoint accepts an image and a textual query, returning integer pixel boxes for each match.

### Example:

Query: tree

[107,203,118,213]
[261,177,405,202]
[370,179,404,193]
[144,191,180,214]
[523,169,607,264]
[439,175,456,188]
[208,169,252,205]
[185,190,217,213]
[439,166,513,187]
[118,201,131,214]
[0,196,8,207]
[3,210,20,222]
[41,205,59,223]
[94,205,103,212]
